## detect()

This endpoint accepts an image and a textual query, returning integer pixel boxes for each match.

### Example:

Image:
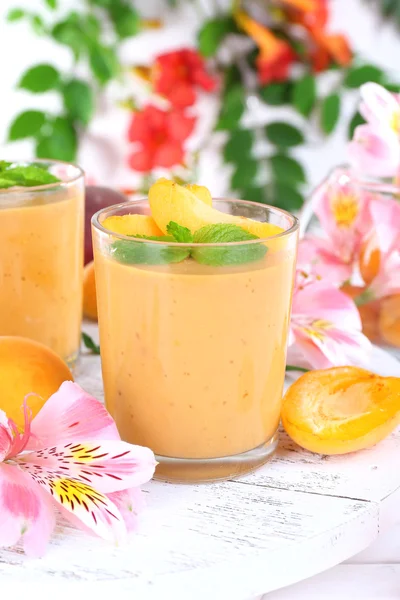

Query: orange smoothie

[95,248,296,460]
[0,188,83,362]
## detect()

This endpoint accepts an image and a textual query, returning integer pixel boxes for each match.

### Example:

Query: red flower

[152,49,217,108]
[235,11,295,85]
[127,105,196,172]
[257,43,296,85]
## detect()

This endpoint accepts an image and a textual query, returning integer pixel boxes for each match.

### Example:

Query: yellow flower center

[330,192,359,228]
[302,319,333,341]
[390,110,400,135]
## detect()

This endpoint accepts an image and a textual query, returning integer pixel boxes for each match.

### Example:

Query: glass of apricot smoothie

[92,179,299,482]
[0,160,84,367]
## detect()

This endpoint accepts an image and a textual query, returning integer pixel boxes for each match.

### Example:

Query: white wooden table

[1,324,400,599]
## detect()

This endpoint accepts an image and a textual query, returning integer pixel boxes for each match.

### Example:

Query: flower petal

[17,440,156,493]
[15,462,127,543]
[360,82,400,133]
[348,124,400,178]
[108,487,146,532]
[368,194,400,257]
[0,463,55,557]
[0,410,12,462]
[297,237,353,285]
[27,382,120,451]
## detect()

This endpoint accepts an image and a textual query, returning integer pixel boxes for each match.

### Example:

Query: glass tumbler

[92,198,299,482]
[0,160,84,367]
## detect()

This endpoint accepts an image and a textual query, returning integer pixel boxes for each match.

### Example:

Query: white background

[1,1,400,597]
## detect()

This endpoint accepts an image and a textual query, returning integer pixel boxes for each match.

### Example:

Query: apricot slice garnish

[379,295,400,347]
[359,232,380,285]
[281,366,400,455]
[101,214,163,237]
[0,337,73,428]
[184,183,213,206]
[149,178,283,237]
[83,261,97,321]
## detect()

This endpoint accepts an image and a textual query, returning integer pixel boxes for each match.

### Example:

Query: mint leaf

[82,332,100,355]
[111,239,190,265]
[166,221,193,243]
[0,164,61,188]
[192,224,267,266]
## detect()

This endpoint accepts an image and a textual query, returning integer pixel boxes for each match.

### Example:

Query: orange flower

[235,10,295,84]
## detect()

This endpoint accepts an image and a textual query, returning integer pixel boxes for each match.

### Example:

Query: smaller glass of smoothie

[92,181,298,482]
[0,160,84,367]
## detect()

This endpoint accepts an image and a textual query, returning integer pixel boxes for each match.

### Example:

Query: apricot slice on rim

[101,214,163,237]
[0,337,73,428]
[281,366,400,455]
[83,261,97,321]
[149,178,283,237]
[379,295,400,347]
[184,183,213,206]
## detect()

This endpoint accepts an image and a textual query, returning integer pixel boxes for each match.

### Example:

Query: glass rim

[92,197,300,247]
[0,158,85,194]
[334,163,400,195]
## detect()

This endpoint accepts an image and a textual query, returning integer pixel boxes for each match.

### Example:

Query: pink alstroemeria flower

[362,195,400,299]
[0,382,156,557]
[287,274,371,370]
[298,168,371,285]
[348,83,400,178]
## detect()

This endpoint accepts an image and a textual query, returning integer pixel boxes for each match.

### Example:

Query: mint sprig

[192,223,267,266]
[0,162,61,189]
[111,221,267,267]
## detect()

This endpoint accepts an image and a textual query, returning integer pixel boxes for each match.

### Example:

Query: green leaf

[384,82,400,93]
[240,187,265,204]
[89,45,119,85]
[111,239,190,265]
[223,130,254,163]
[348,111,366,139]
[0,161,12,172]
[45,0,57,8]
[0,164,60,188]
[198,17,237,58]
[19,64,60,93]
[259,82,291,106]
[82,332,100,355]
[231,159,258,190]
[344,64,384,88]
[0,178,17,189]
[109,2,140,38]
[52,18,85,59]
[192,224,267,266]
[269,154,306,185]
[31,14,45,35]
[291,74,317,117]
[63,79,94,125]
[7,8,25,21]
[215,84,246,131]
[320,93,341,134]
[265,122,304,148]
[8,111,46,141]
[166,221,193,243]
[36,117,77,161]
[269,182,304,211]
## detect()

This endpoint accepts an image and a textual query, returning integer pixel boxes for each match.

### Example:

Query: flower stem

[286,365,309,373]
[354,288,375,307]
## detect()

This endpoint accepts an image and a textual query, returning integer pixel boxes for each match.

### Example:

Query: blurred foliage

[368,0,400,26]
[6,0,143,161]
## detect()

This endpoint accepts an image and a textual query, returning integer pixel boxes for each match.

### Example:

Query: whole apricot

[0,337,73,428]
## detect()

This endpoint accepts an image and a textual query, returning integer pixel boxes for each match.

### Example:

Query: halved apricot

[379,295,400,347]
[101,214,163,237]
[281,366,400,455]
[83,261,97,321]
[0,337,73,428]
[149,178,283,237]
[359,232,380,286]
